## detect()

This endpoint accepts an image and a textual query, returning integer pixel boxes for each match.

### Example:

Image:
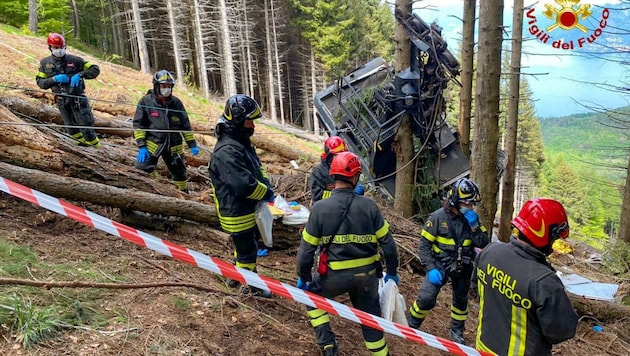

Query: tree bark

[499,0,524,242]
[393,0,414,218]
[619,154,630,243]
[472,0,503,229]
[130,0,151,74]
[458,0,476,158]
[28,0,38,33]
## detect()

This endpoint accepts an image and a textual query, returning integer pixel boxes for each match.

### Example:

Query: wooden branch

[0,277,226,294]
[569,293,630,322]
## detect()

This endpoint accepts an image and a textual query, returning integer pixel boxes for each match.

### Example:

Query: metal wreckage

[314,10,474,207]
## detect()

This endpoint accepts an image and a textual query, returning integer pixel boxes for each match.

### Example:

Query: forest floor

[0,28,629,356]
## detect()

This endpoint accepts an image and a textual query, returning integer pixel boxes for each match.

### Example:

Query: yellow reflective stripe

[36,71,47,78]
[146,141,159,153]
[476,282,487,352]
[322,190,332,199]
[421,229,436,242]
[432,245,443,254]
[235,261,256,271]
[307,309,330,327]
[375,220,389,239]
[71,132,84,140]
[462,239,472,246]
[182,132,195,142]
[260,166,269,180]
[84,61,95,69]
[302,230,320,246]
[85,137,100,146]
[450,304,468,321]
[247,181,267,200]
[170,144,184,154]
[436,236,455,245]
[365,338,388,356]
[480,225,488,233]
[172,179,188,191]
[219,213,256,233]
[328,255,378,270]
[508,304,527,356]
[133,130,147,140]
[410,301,429,319]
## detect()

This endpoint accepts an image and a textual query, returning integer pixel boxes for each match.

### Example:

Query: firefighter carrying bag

[316,195,355,276]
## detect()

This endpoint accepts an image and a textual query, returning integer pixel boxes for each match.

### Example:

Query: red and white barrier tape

[0,176,491,356]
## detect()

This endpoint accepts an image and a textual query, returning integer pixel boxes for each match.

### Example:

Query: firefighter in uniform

[36,33,101,147]
[309,136,349,203]
[297,151,399,356]
[475,198,577,356]
[133,70,199,192]
[209,94,273,298]
[407,178,489,345]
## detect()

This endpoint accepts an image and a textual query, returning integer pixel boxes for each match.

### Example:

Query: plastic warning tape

[0,176,491,356]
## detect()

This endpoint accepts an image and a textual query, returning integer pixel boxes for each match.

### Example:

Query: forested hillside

[538,109,629,244]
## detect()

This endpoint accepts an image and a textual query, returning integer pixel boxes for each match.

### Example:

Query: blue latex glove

[464,209,479,229]
[266,188,275,202]
[384,274,399,285]
[53,74,69,83]
[354,183,365,195]
[427,268,443,286]
[70,74,81,87]
[296,277,310,291]
[191,147,200,156]
[136,147,151,163]
[257,248,269,257]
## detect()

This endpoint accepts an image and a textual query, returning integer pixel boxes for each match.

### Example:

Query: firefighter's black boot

[406,313,424,329]
[321,342,338,356]
[449,320,466,345]
[226,278,240,289]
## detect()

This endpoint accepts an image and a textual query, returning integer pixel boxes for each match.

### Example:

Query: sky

[412,0,629,118]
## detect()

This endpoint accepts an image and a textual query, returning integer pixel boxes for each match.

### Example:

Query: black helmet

[448,178,481,206]
[222,94,262,127]
[153,70,175,85]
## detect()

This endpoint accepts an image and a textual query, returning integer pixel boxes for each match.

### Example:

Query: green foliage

[0,240,40,278]
[0,294,61,348]
[0,0,29,29]
[601,240,630,276]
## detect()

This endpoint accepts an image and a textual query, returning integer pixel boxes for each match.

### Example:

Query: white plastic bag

[255,201,273,247]
[378,278,408,326]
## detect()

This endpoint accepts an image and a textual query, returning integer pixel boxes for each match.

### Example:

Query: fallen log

[0,161,219,225]
[569,293,630,322]
[1,94,318,164]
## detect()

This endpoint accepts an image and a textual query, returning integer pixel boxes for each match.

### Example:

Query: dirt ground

[1,29,629,356]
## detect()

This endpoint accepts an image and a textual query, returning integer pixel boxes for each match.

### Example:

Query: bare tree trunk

[70,0,80,39]
[458,0,476,158]
[108,0,120,56]
[270,0,285,125]
[217,0,235,96]
[619,154,630,243]
[28,0,38,33]
[130,0,151,73]
[192,0,210,98]
[264,0,278,122]
[498,0,524,242]
[309,50,318,134]
[471,0,503,229]
[243,0,255,96]
[393,0,414,218]
[167,0,185,86]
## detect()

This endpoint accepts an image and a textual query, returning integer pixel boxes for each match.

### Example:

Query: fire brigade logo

[526,0,610,50]
[543,0,592,32]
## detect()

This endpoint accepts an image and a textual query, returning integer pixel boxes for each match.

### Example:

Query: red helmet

[512,198,569,250]
[330,151,362,177]
[47,33,65,47]
[323,136,348,158]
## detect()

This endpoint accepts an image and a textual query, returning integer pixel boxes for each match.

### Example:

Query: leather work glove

[53,74,69,83]
[136,147,151,163]
[384,274,399,285]
[296,277,310,291]
[464,209,479,230]
[354,183,365,195]
[190,147,200,156]
[427,268,443,286]
[257,248,269,257]
[70,73,81,87]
